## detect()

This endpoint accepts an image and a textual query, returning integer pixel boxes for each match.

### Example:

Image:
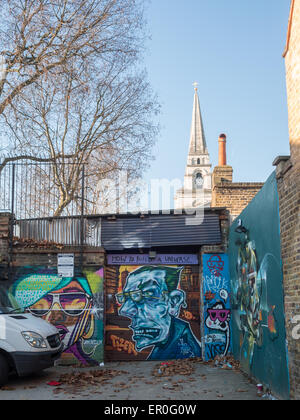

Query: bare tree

[0,0,157,165]
[0,0,159,216]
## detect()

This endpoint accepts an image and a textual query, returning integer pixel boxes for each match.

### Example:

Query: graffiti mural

[10,266,104,365]
[203,254,231,361]
[232,239,283,370]
[105,262,201,361]
[229,172,290,399]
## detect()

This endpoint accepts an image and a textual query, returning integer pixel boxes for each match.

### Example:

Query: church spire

[189,83,207,155]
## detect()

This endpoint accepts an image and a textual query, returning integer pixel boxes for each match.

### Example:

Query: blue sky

[143,0,291,189]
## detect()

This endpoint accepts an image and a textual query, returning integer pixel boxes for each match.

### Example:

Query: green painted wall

[229,171,289,400]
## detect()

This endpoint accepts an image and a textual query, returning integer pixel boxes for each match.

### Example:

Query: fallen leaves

[59,369,127,386]
[52,368,129,395]
[152,359,197,377]
[12,237,65,250]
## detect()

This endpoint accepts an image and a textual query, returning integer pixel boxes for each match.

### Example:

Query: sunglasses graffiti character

[10,271,103,365]
[205,301,231,358]
[116,266,201,360]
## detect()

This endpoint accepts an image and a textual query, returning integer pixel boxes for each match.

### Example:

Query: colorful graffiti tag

[203,254,231,361]
[105,264,201,361]
[10,267,104,365]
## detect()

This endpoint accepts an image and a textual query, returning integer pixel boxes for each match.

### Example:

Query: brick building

[274,0,300,400]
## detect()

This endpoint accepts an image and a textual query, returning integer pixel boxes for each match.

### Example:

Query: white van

[0,287,63,387]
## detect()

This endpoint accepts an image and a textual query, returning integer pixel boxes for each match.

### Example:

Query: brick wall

[276,159,300,399]
[11,246,105,271]
[211,167,264,220]
[201,209,230,254]
[276,0,300,400]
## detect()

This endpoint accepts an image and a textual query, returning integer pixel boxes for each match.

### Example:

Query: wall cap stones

[273,155,293,179]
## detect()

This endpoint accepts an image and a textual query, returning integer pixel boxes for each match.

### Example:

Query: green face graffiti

[117,267,186,351]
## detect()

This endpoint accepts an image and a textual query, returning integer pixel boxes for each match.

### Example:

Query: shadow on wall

[9,266,104,366]
[229,171,290,400]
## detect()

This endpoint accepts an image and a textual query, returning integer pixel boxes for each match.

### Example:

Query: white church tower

[174,83,212,209]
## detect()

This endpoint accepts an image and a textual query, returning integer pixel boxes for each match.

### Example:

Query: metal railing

[0,161,89,246]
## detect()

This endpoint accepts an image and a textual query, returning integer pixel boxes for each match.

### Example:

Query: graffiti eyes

[116,291,165,304]
[208,309,230,323]
[116,291,148,304]
[29,293,91,317]
[29,307,49,317]
[116,292,143,304]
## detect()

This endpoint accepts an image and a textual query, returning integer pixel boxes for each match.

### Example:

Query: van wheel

[0,354,9,387]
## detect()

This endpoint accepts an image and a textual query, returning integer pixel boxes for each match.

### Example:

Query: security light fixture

[235,219,248,234]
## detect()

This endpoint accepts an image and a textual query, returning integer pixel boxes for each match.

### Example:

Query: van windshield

[0,287,24,314]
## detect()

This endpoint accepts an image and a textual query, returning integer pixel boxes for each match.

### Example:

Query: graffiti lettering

[110,335,138,356]
[203,275,227,295]
[206,343,227,361]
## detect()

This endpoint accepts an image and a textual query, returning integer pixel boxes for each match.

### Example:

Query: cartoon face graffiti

[116,266,202,360]
[205,301,231,357]
[116,267,185,350]
[10,271,104,365]
[206,302,230,332]
[29,279,93,348]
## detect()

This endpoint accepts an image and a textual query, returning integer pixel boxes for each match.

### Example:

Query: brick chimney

[212,134,263,218]
[212,134,233,186]
[218,134,227,166]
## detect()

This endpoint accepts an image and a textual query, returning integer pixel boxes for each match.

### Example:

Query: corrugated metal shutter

[16,217,101,247]
[102,212,221,250]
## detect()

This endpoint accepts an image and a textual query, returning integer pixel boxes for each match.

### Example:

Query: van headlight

[22,332,47,349]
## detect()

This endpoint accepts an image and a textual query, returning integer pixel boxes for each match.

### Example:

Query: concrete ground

[0,360,264,401]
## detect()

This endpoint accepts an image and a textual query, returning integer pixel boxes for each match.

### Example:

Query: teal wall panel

[229,171,289,399]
